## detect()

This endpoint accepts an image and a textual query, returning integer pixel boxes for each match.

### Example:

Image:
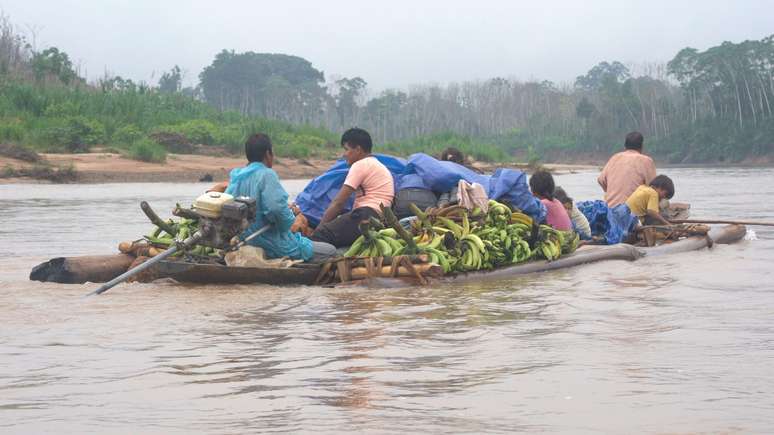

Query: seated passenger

[598,131,657,207]
[225,133,336,262]
[440,147,465,165]
[554,186,592,239]
[439,146,483,174]
[311,128,395,247]
[528,170,572,231]
[436,147,468,208]
[625,174,675,226]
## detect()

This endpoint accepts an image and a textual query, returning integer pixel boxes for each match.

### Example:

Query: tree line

[190,38,774,162]
[1,11,773,163]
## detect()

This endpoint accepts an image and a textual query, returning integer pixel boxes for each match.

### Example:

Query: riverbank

[0,152,598,184]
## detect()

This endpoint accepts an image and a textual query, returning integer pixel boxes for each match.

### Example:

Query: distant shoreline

[3,151,772,185]
[0,152,601,184]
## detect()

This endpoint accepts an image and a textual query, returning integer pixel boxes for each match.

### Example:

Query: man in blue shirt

[226,134,336,262]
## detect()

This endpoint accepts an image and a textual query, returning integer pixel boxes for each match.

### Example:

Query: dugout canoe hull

[29,254,135,284]
[150,260,322,285]
[439,243,642,284]
[437,224,747,284]
[29,225,747,286]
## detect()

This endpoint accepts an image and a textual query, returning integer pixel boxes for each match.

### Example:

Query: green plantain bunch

[341,199,582,274]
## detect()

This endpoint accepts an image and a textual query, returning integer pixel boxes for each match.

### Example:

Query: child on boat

[528,170,572,231]
[625,174,675,226]
[554,187,592,239]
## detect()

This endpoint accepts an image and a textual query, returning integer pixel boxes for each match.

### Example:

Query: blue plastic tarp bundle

[295,154,406,227]
[401,153,489,192]
[296,152,548,227]
[396,173,428,190]
[400,153,547,222]
[576,200,639,244]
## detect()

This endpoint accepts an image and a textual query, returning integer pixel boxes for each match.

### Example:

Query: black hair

[341,128,373,153]
[440,147,465,164]
[529,170,556,200]
[624,131,644,150]
[553,186,573,205]
[245,133,272,163]
[649,174,675,199]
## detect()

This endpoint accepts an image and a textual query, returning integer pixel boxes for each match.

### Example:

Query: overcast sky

[1,0,771,91]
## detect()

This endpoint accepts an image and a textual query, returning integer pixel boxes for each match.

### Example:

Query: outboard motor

[185,192,257,249]
[89,192,258,295]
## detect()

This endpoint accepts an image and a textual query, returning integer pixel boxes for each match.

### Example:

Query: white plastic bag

[457,180,489,213]
[224,245,300,268]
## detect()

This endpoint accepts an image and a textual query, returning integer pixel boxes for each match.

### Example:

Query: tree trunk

[742,73,757,125]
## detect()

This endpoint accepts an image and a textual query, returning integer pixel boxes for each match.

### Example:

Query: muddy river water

[1,168,773,433]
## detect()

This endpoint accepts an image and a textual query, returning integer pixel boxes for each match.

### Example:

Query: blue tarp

[401,153,489,192]
[576,200,639,244]
[295,154,406,227]
[397,173,429,190]
[400,154,546,222]
[296,152,547,227]
[488,168,546,223]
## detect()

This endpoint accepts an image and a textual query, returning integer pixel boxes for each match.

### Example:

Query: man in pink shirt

[311,128,395,247]
[597,132,657,207]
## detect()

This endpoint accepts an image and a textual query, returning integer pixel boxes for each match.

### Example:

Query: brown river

[1,168,773,434]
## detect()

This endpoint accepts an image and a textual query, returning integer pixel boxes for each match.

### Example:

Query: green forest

[1,13,772,164]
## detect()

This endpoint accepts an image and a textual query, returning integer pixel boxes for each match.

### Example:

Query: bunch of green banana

[535,225,564,261]
[509,238,533,263]
[343,228,406,257]
[473,227,508,268]
[474,224,533,265]
[505,222,532,240]
[414,232,444,250]
[510,211,533,227]
[486,200,512,228]
[340,222,454,273]
[422,246,453,273]
[454,233,487,271]
[393,201,583,273]
[144,218,220,257]
[433,213,470,238]
[559,230,580,254]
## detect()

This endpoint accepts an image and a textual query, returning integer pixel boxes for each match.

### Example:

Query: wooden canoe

[30,224,747,286]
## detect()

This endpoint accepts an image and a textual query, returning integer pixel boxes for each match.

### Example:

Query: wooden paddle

[671,219,774,227]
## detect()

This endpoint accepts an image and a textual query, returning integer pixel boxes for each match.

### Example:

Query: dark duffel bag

[394,188,438,218]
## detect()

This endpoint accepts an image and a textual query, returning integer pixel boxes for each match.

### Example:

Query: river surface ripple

[1,168,773,434]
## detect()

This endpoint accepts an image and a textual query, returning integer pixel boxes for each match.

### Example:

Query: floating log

[29,254,134,284]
